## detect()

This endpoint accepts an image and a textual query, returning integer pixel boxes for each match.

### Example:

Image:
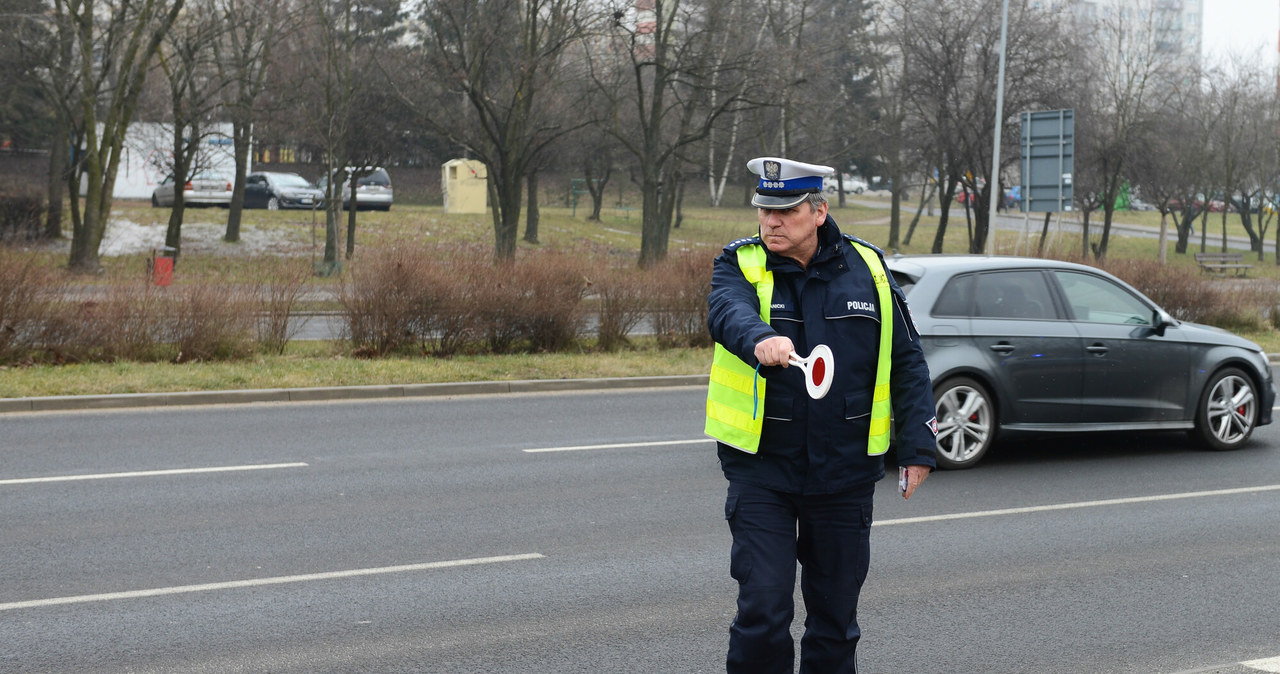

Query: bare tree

[1207,59,1275,256]
[589,0,759,266]
[1071,0,1174,260]
[291,0,401,273]
[3,0,65,237]
[407,0,590,262]
[214,0,287,243]
[152,0,229,258]
[894,0,1070,254]
[56,0,186,272]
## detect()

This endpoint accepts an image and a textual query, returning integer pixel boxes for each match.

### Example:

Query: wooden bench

[1194,252,1253,277]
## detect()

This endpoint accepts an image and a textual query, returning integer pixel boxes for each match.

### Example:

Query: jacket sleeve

[886,269,938,468]
[707,246,778,364]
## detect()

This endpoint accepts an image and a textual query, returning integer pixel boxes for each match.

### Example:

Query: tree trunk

[345,172,359,259]
[44,130,66,239]
[1037,211,1051,256]
[904,182,934,247]
[931,181,956,255]
[492,170,522,261]
[1080,209,1091,259]
[639,173,671,268]
[524,171,539,244]
[1175,208,1192,254]
[225,121,252,242]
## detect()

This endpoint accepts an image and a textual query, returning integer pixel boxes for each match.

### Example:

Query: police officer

[705,157,938,673]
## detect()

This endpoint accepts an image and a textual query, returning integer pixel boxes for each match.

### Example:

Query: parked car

[823,173,868,196]
[151,172,233,207]
[315,167,393,211]
[244,171,324,210]
[886,255,1275,469]
[1127,196,1155,211]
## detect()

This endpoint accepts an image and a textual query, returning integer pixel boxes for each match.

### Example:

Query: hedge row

[1,244,1273,367]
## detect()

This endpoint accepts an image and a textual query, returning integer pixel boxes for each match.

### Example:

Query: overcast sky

[1202,0,1280,68]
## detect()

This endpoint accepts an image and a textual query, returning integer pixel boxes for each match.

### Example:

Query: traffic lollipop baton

[788,344,834,399]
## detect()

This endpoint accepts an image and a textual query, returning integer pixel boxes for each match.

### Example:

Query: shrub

[647,250,714,348]
[253,260,312,355]
[419,256,479,357]
[42,281,170,362]
[0,193,45,243]
[1101,257,1268,330]
[592,265,650,351]
[516,252,589,352]
[338,247,434,356]
[0,250,56,363]
[168,282,256,362]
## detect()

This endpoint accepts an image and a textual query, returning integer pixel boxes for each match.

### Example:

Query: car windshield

[273,174,313,188]
[358,170,390,187]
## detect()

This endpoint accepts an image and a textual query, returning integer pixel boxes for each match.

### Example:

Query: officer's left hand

[902,464,931,500]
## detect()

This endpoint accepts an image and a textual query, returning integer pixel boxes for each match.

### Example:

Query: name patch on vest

[847,300,876,313]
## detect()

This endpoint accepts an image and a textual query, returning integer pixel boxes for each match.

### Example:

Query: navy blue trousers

[724,481,874,674]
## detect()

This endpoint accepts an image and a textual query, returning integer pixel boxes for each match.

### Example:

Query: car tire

[151,194,160,207]
[933,376,996,470]
[267,197,280,211]
[1191,367,1258,451]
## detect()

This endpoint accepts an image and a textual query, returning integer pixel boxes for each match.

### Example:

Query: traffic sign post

[1019,109,1074,213]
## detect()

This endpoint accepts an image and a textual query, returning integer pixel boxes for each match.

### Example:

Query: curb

[3,354,1276,414]
[0,375,711,414]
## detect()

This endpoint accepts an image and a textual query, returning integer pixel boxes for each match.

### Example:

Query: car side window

[1052,271,1151,325]
[932,273,974,317]
[973,271,1055,319]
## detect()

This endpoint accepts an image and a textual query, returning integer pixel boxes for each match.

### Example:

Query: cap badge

[764,161,781,181]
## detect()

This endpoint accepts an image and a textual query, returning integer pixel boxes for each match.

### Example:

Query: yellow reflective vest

[704,241,893,455]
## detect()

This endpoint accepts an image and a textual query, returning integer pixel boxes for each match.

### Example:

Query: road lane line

[0,553,545,612]
[0,462,309,486]
[1244,656,1280,672]
[523,438,713,453]
[876,484,1280,527]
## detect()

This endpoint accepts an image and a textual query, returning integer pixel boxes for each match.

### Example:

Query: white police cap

[747,157,835,209]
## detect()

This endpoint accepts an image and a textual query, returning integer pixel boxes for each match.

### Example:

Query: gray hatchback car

[886,255,1275,469]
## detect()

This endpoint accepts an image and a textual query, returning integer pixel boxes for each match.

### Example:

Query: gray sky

[1202,0,1280,67]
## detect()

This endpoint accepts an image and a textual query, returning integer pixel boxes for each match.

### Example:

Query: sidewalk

[0,374,711,414]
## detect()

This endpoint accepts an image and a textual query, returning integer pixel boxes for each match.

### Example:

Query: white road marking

[0,462,309,486]
[1244,656,1280,672]
[523,438,713,453]
[0,553,545,612]
[876,484,1280,527]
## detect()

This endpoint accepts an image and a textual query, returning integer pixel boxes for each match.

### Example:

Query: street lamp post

[986,0,1011,255]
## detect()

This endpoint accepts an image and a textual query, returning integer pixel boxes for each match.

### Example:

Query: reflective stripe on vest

[704,240,893,456]
[704,245,772,454]
[851,242,893,456]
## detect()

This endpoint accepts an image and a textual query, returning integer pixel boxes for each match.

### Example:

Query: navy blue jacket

[707,217,937,494]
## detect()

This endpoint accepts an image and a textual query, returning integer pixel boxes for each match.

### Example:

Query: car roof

[885,254,1104,280]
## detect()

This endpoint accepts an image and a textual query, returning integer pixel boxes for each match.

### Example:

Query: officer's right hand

[754,336,795,368]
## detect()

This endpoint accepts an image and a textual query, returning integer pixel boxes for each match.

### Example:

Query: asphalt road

[3,387,1280,673]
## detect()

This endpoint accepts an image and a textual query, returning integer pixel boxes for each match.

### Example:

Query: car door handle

[989,343,1015,355]
[1086,343,1108,355]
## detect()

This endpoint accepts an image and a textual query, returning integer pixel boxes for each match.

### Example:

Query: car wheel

[933,377,996,469]
[267,196,280,211]
[151,194,160,207]
[1192,367,1257,451]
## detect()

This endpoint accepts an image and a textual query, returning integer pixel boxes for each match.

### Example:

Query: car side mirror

[1152,308,1176,336]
